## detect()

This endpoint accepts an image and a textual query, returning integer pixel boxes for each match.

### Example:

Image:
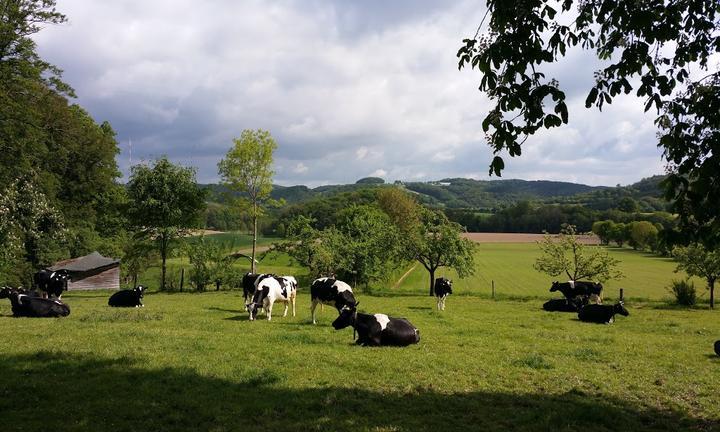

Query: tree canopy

[673,243,720,308]
[127,157,206,290]
[458,0,719,241]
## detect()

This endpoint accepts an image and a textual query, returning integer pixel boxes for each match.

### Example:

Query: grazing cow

[0,287,70,317]
[246,276,297,321]
[715,340,720,357]
[310,277,356,324]
[550,280,603,301]
[578,302,629,324]
[33,269,71,299]
[434,277,453,311]
[108,286,147,307]
[332,304,420,347]
[242,272,260,302]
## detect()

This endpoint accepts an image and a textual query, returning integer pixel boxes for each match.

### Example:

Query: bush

[668,279,696,306]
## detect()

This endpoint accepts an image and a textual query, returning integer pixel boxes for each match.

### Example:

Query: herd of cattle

[542,280,630,324]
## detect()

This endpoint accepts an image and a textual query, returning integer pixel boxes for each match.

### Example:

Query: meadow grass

[0,289,718,431]
[390,244,706,302]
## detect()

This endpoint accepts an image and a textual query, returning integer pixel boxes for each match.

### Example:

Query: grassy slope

[390,244,706,302]
[0,292,718,431]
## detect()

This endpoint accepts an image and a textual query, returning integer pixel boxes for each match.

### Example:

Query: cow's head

[134,285,146,297]
[549,281,560,292]
[0,287,11,299]
[332,303,357,330]
[246,302,260,321]
[614,301,629,316]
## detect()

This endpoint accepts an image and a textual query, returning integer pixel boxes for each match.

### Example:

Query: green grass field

[389,244,706,302]
[1,290,718,431]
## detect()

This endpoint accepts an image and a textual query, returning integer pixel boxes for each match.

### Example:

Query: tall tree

[534,225,623,282]
[407,208,476,296]
[673,243,720,309]
[458,1,719,239]
[218,129,277,273]
[127,157,206,290]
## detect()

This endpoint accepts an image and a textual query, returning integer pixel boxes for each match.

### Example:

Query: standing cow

[242,272,261,302]
[550,280,603,302]
[33,269,71,299]
[434,277,453,311]
[246,275,297,321]
[0,287,70,317]
[310,277,356,324]
[332,304,420,347]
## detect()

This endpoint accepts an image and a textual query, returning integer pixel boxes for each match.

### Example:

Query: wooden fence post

[492,280,495,299]
[180,268,184,292]
[619,288,624,301]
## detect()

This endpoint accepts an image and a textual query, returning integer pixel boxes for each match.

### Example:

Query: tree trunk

[251,202,257,274]
[160,234,167,291]
[710,279,715,309]
[429,268,436,296]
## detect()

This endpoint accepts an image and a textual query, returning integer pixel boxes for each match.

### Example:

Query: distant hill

[201,175,667,210]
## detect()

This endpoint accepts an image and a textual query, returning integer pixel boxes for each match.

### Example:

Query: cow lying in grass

[310,277,356,324]
[434,277,453,311]
[578,302,629,324]
[108,286,146,307]
[246,275,297,321]
[332,303,420,346]
[542,296,587,312]
[0,287,70,317]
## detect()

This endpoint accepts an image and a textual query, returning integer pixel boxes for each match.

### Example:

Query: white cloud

[34,0,667,187]
[370,169,387,177]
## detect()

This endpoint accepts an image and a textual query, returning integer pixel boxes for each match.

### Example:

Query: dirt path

[393,263,418,288]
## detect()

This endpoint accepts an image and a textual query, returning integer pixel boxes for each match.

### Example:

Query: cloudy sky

[35,0,667,187]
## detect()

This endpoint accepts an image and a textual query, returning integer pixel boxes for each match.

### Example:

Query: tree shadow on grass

[0,351,715,432]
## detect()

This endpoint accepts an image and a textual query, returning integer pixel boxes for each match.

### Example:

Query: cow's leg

[266,301,273,321]
[283,300,289,317]
[436,296,441,310]
[291,294,296,317]
[311,299,319,324]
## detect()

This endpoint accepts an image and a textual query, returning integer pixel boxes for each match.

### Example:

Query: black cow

[550,281,603,301]
[543,294,589,312]
[0,287,70,317]
[332,304,420,347]
[242,272,260,302]
[310,277,357,324]
[108,286,147,307]
[434,277,453,310]
[715,340,720,357]
[578,302,629,324]
[33,269,71,299]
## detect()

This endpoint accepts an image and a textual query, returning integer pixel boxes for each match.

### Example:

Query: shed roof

[50,251,120,272]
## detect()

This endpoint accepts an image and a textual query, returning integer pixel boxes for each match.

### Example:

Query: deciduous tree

[534,225,623,283]
[673,244,720,309]
[127,157,206,290]
[218,129,278,273]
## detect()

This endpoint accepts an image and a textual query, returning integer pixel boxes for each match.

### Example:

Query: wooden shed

[50,251,120,291]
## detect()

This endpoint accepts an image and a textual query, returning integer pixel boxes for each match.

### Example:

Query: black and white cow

[246,275,297,321]
[542,297,586,312]
[578,302,629,324]
[310,277,356,324]
[0,286,70,317]
[243,272,272,303]
[434,277,453,311]
[108,286,147,307]
[33,269,71,299]
[332,304,420,346]
[550,280,603,302]
[714,340,720,357]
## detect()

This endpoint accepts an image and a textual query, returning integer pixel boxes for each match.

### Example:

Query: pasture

[390,243,706,302]
[1,290,719,431]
